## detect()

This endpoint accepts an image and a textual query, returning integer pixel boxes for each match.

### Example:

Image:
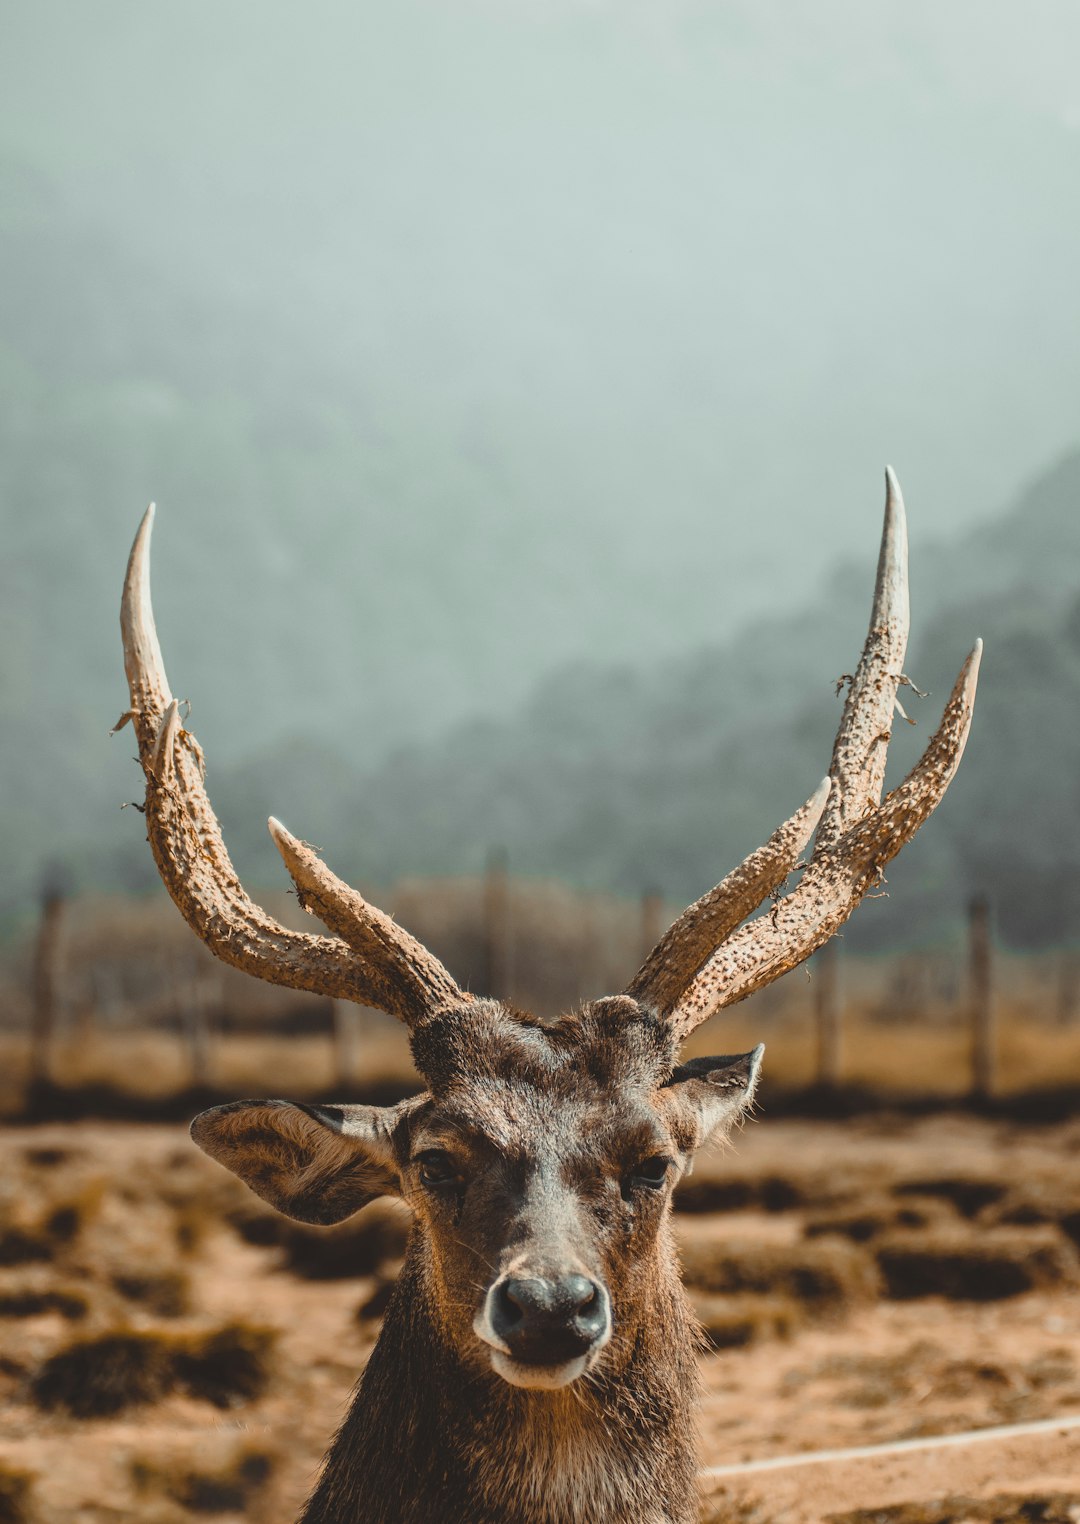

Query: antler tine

[816,466,910,848]
[670,639,981,1038]
[122,503,171,712]
[268,818,465,1018]
[119,506,464,1026]
[625,777,831,1016]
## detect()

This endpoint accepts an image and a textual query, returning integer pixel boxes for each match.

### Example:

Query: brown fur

[192,997,762,1522]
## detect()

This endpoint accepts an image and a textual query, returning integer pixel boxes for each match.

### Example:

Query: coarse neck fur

[299,1233,701,1524]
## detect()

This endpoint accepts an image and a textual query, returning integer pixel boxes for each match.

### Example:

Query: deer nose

[490,1274,610,1364]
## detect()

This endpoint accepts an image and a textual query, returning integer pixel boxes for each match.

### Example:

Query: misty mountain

[198,449,1080,954]
[5,1,1080,941]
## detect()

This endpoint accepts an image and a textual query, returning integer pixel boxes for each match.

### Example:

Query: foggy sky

[4,0,1080,757]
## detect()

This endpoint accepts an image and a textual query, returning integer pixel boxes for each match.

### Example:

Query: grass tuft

[0,1285,89,1320]
[0,1462,35,1524]
[172,1323,277,1408]
[825,1492,1080,1523]
[30,1331,174,1417]
[804,1193,958,1244]
[875,1224,1080,1301]
[112,1268,191,1317]
[680,1233,881,1313]
[893,1176,1007,1218]
[692,1291,803,1349]
[29,1320,277,1417]
[132,1445,276,1513]
[281,1199,410,1281]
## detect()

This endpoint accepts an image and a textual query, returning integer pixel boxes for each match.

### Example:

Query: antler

[118,505,465,1025]
[627,469,981,1038]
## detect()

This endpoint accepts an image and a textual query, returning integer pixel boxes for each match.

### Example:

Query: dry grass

[825,1495,1080,1524]
[692,1291,804,1349]
[0,1030,419,1110]
[29,1321,277,1418]
[891,1175,1007,1217]
[678,1230,882,1313]
[8,884,1080,1117]
[131,1444,276,1514]
[111,1267,190,1317]
[6,1116,1080,1520]
[981,1177,1080,1233]
[0,1283,89,1321]
[7,993,1080,1120]
[0,1463,35,1524]
[778,1337,1080,1422]
[803,1193,960,1243]
[680,990,1080,1097]
[874,1223,1080,1301]
[279,1199,410,1281]
[30,1330,175,1417]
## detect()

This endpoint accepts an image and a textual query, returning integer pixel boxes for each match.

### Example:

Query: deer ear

[662,1045,764,1149]
[190,1099,408,1225]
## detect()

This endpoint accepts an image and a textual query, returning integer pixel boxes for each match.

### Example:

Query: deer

[117,469,980,1524]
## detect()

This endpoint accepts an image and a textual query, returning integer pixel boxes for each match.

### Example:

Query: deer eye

[626,1156,673,1191]
[416,1150,461,1188]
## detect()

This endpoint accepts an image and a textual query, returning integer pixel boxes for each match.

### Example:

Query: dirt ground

[3,1112,1080,1523]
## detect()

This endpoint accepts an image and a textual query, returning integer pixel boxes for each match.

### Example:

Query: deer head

[118,470,980,1399]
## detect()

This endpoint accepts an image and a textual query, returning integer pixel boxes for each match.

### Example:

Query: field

[5,887,1080,1521]
[3,1105,1080,1523]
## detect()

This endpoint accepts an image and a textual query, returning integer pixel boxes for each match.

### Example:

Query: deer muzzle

[476,1272,612,1389]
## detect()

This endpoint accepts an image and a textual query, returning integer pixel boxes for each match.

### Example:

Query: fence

[6,872,1078,1109]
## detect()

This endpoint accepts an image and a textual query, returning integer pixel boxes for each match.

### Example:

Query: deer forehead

[412,1078,674,1167]
[409,997,680,1094]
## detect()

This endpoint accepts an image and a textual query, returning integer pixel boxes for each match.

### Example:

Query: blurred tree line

[5,153,1080,952]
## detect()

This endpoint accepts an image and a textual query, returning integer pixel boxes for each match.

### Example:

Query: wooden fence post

[1057,952,1080,1027]
[31,880,66,1087]
[814,937,842,1087]
[332,999,363,1090]
[640,890,665,964]
[483,849,512,1000]
[968,895,996,1099]
[178,962,215,1089]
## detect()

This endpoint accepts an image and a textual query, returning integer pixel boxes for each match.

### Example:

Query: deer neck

[299,1237,700,1524]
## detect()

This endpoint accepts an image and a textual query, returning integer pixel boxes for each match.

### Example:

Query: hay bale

[692,1292,803,1349]
[679,1233,880,1312]
[876,1225,1080,1301]
[173,1323,276,1408]
[31,1331,174,1417]
[675,1172,831,1216]
[0,1285,89,1320]
[979,1180,1080,1234]
[893,1176,1006,1218]
[22,1147,73,1169]
[0,1227,52,1269]
[282,1199,410,1280]
[132,1446,275,1513]
[674,1178,761,1214]
[805,1194,958,1244]
[112,1268,191,1318]
[30,1320,277,1417]
[0,1463,35,1524]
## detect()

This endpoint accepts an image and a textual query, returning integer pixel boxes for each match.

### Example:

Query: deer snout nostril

[493,1277,526,1330]
[489,1275,609,1364]
[561,1275,598,1316]
[572,1281,608,1341]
